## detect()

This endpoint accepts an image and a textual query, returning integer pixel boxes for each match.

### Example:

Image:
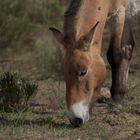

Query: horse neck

[65,0,111,54]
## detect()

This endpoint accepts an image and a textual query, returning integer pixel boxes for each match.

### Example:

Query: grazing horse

[50,0,135,127]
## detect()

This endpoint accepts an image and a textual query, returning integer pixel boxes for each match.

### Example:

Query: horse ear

[78,22,99,50]
[49,27,64,45]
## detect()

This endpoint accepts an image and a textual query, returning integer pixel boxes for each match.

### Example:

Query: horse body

[50,0,134,127]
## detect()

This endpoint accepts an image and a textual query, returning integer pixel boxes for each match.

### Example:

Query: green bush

[0,72,38,111]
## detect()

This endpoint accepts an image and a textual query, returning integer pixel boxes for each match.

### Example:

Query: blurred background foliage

[0,0,139,81]
[0,0,69,80]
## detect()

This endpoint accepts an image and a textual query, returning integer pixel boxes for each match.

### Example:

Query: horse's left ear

[49,27,64,45]
[78,22,99,50]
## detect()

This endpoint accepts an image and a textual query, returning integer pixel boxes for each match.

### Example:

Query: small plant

[0,72,38,111]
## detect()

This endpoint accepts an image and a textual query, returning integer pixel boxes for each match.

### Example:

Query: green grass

[0,71,140,140]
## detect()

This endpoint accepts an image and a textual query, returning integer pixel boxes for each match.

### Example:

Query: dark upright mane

[64,0,82,44]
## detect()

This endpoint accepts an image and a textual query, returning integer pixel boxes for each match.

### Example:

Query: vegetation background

[0,0,68,80]
[0,0,139,140]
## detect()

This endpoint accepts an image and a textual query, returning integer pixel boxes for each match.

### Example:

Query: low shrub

[0,72,38,111]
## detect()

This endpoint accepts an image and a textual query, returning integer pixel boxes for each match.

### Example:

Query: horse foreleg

[107,7,134,102]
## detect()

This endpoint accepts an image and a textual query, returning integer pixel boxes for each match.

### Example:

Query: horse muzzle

[68,100,89,127]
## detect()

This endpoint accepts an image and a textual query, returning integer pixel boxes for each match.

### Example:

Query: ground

[0,57,140,140]
[0,35,140,140]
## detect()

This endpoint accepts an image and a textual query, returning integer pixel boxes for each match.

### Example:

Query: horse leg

[107,7,134,102]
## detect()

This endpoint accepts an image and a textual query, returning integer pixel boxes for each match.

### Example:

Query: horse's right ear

[49,27,64,45]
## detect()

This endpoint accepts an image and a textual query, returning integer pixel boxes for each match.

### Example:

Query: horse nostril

[70,117,83,127]
[76,118,83,126]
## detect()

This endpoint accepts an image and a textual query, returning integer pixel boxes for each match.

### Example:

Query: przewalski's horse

[50,0,135,127]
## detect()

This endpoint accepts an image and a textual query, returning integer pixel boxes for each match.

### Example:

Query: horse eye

[79,69,87,77]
